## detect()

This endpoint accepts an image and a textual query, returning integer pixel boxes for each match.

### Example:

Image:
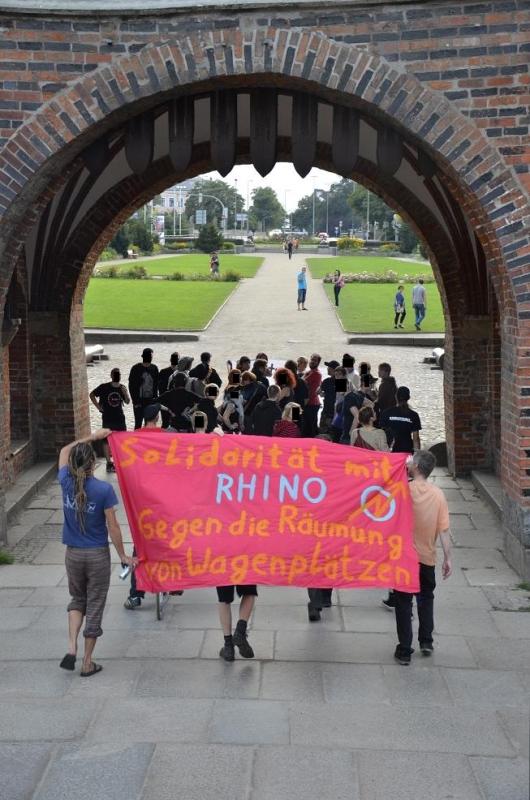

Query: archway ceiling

[26,88,486,313]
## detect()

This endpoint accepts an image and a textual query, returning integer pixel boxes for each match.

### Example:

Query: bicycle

[121,564,182,621]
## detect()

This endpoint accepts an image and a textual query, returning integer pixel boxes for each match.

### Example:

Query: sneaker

[420,642,434,656]
[415,324,420,331]
[232,630,254,658]
[394,646,413,665]
[398,324,404,329]
[123,596,141,609]
[219,642,235,662]
[382,596,396,611]
[169,590,184,596]
[394,325,398,329]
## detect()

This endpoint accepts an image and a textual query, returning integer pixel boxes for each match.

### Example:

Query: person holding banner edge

[393,450,452,665]
[58,429,136,676]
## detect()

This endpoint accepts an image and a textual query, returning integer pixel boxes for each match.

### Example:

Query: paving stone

[275,630,394,664]
[32,541,74,565]
[483,587,530,612]
[16,509,55,528]
[0,743,54,800]
[6,524,30,547]
[470,757,529,800]
[87,698,213,743]
[0,588,33,606]
[467,637,530,671]
[335,588,386,607]
[322,664,390,705]
[21,587,72,606]
[449,514,476,530]
[0,565,66,588]
[261,662,324,700]
[382,664,452,706]
[357,750,484,799]
[491,610,530,638]
[0,661,72,698]
[0,698,98,741]
[252,603,343,630]
[67,659,141,698]
[171,601,224,629]
[0,629,79,661]
[251,746,358,800]
[0,606,44,631]
[341,605,397,633]
[124,629,204,659]
[451,530,503,549]
[135,658,260,699]
[430,584,491,609]
[210,699,289,744]
[433,607,499,638]
[497,709,530,756]
[464,568,518,588]
[142,744,253,800]
[252,586,309,606]
[201,629,274,660]
[443,668,528,709]
[33,742,154,800]
[453,547,508,569]
[289,702,515,755]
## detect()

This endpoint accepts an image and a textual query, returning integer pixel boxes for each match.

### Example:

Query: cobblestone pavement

[2,467,529,800]
[86,252,444,444]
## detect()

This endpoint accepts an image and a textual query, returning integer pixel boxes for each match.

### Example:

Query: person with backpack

[189,352,222,388]
[128,348,159,430]
[89,368,130,472]
[351,406,390,450]
[158,353,179,428]
[157,372,201,431]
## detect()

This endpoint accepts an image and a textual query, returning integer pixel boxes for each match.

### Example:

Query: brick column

[445,317,497,476]
[29,305,90,459]
[0,349,8,544]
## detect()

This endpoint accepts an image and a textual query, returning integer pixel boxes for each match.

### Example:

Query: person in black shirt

[340,387,367,444]
[319,360,340,434]
[284,359,309,411]
[252,359,270,389]
[128,348,159,430]
[379,386,422,454]
[158,352,179,428]
[189,352,222,388]
[251,384,282,436]
[158,372,201,431]
[198,383,222,432]
[89,368,130,471]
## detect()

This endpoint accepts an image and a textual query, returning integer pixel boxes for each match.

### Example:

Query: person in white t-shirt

[412,279,427,331]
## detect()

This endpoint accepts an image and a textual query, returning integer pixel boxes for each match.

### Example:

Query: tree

[184,177,244,230]
[398,222,419,254]
[110,226,129,258]
[291,179,357,235]
[248,187,285,231]
[348,185,395,236]
[196,222,223,253]
[126,220,153,253]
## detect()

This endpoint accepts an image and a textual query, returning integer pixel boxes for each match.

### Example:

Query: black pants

[334,286,341,306]
[303,405,319,438]
[129,548,145,599]
[394,310,406,326]
[133,399,154,430]
[307,588,332,609]
[394,563,435,653]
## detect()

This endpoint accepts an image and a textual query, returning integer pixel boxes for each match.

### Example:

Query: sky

[201,163,339,212]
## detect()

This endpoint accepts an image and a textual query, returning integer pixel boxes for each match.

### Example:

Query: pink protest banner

[110,431,419,593]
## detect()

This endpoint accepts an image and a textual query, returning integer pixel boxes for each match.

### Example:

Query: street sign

[195,209,207,225]
[236,212,247,222]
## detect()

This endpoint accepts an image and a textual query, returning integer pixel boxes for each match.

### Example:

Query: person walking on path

[128,348,159,429]
[217,585,257,661]
[412,278,427,330]
[394,284,406,328]
[287,239,293,260]
[332,270,346,307]
[297,265,308,310]
[210,251,220,278]
[89,368,130,471]
[393,449,452,665]
[58,429,136,676]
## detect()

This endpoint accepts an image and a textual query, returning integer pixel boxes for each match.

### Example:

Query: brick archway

[0,28,529,572]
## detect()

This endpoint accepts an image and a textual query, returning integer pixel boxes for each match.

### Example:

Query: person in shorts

[89,368,130,472]
[217,584,257,661]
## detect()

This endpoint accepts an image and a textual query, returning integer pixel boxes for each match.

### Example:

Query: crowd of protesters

[60,346,451,675]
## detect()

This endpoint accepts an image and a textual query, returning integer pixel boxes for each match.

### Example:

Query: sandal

[80,663,103,678]
[60,653,76,671]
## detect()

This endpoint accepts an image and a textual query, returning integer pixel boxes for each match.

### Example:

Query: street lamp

[314,188,329,236]
[234,178,238,233]
[246,181,253,234]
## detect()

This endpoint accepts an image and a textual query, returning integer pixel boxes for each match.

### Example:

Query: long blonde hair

[67,443,96,531]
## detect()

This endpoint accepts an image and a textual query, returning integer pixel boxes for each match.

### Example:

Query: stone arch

[0,28,529,570]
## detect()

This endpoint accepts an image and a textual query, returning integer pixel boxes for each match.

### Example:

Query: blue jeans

[413,303,426,326]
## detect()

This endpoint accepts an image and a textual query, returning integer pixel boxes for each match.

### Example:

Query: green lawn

[326,283,445,333]
[306,255,432,279]
[109,254,264,278]
[84,279,235,330]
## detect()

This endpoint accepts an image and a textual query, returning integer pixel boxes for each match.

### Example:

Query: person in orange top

[393,449,452,665]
